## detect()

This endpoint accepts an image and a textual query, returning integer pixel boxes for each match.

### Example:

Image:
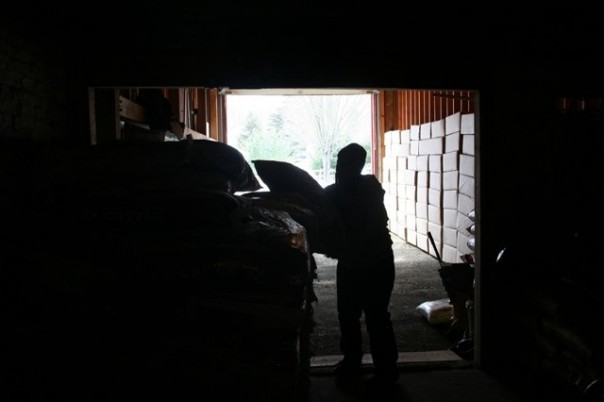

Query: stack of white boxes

[382,128,410,241]
[382,112,475,263]
[455,112,476,262]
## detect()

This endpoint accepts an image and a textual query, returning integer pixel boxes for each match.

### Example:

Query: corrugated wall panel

[391,89,475,130]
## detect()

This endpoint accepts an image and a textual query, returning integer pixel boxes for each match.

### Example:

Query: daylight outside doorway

[223,89,375,187]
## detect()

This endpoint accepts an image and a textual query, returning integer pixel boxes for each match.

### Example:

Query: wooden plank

[88,88,97,145]
[209,88,220,141]
[184,126,214,141]
[118,91,216,142]
[195,88,209,134]
[94,88,121,143]
[383,90,398,132]
[310,350,467,371]
[118,95,146,123]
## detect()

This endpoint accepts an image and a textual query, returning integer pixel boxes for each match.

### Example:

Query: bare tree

[284,94,369,182]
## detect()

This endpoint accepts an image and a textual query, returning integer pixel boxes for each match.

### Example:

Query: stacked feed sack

[1,139,313,401]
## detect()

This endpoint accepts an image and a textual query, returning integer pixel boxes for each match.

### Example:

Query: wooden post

[91,88,121,144]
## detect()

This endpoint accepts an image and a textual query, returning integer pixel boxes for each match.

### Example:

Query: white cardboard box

[462,134,475,156]
[416,233,429,253]
[405,170,417,185]
[429,154,442,172]
[428,222,442,243]
[416,186,428,204]
[443,171,459,190]
[393,130,401,145]
[393,222,406,238]
[405,184,416,200]
[386,130,397,145]
[384,130,393,145]
[442,244,458,263]
[428,188,442,207]
[459,174,475,198]
[417,155,429,171]
[431,119,445,138]
[417,171,429,187]
[458,193,474,216]
[459,154,475,177]
[400,129,410,143]
[419,137,444,155]
[406,229,417,246]
[443,227,457,247]
[396,209,406,223]
[456,211,474,233]
[396,169,406,184]
[443,208,457,228]
[407,155,417,171]
[405,199,416,216]
[416,217,428,235]
[396,156,407,171]
[384,145,392,158]
[445,112,461,135]
[387,207,397,225]
[397,184,406,198]
[428,204,442,225]
[406,214,416,231]
[456,231,473,255]
[443,151,459,172]
[416,201,428,220]
[420,122,431,140]
[410,125,420,140]
[410,140,419,156]
[385,194,396,212]
[443,190,458,209]
[394,143,410,157]
[383,181,391,194]
[382,155,396,170]
[445,132,461,153]
[428,239,442,260]
[461,113,475,134]
[396,196,405,211]
[382,169,390,183]
[381,156,391,170]
[429,172,442,190]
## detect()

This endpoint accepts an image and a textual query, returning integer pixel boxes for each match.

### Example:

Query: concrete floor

[304,350,579,402]
[305,367,532,402]
[304,238,579,402]
[310,234,457,358]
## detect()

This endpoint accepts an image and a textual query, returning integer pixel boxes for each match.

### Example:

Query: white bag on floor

[416,298,453,325]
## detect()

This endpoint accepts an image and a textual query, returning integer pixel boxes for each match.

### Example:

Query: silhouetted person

[324,143,399,389]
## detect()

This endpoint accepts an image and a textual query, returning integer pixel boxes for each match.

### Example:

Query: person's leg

[336,262,363,371]
[363,257,399,381]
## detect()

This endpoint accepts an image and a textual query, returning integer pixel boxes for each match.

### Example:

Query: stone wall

[0,16,72,141]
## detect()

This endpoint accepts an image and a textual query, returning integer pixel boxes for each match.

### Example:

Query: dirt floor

[309,234,458,358]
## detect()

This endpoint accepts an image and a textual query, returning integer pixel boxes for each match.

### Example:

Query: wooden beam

[118,95,146,123]
[209,88,219,141]
[92,88,121,143]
